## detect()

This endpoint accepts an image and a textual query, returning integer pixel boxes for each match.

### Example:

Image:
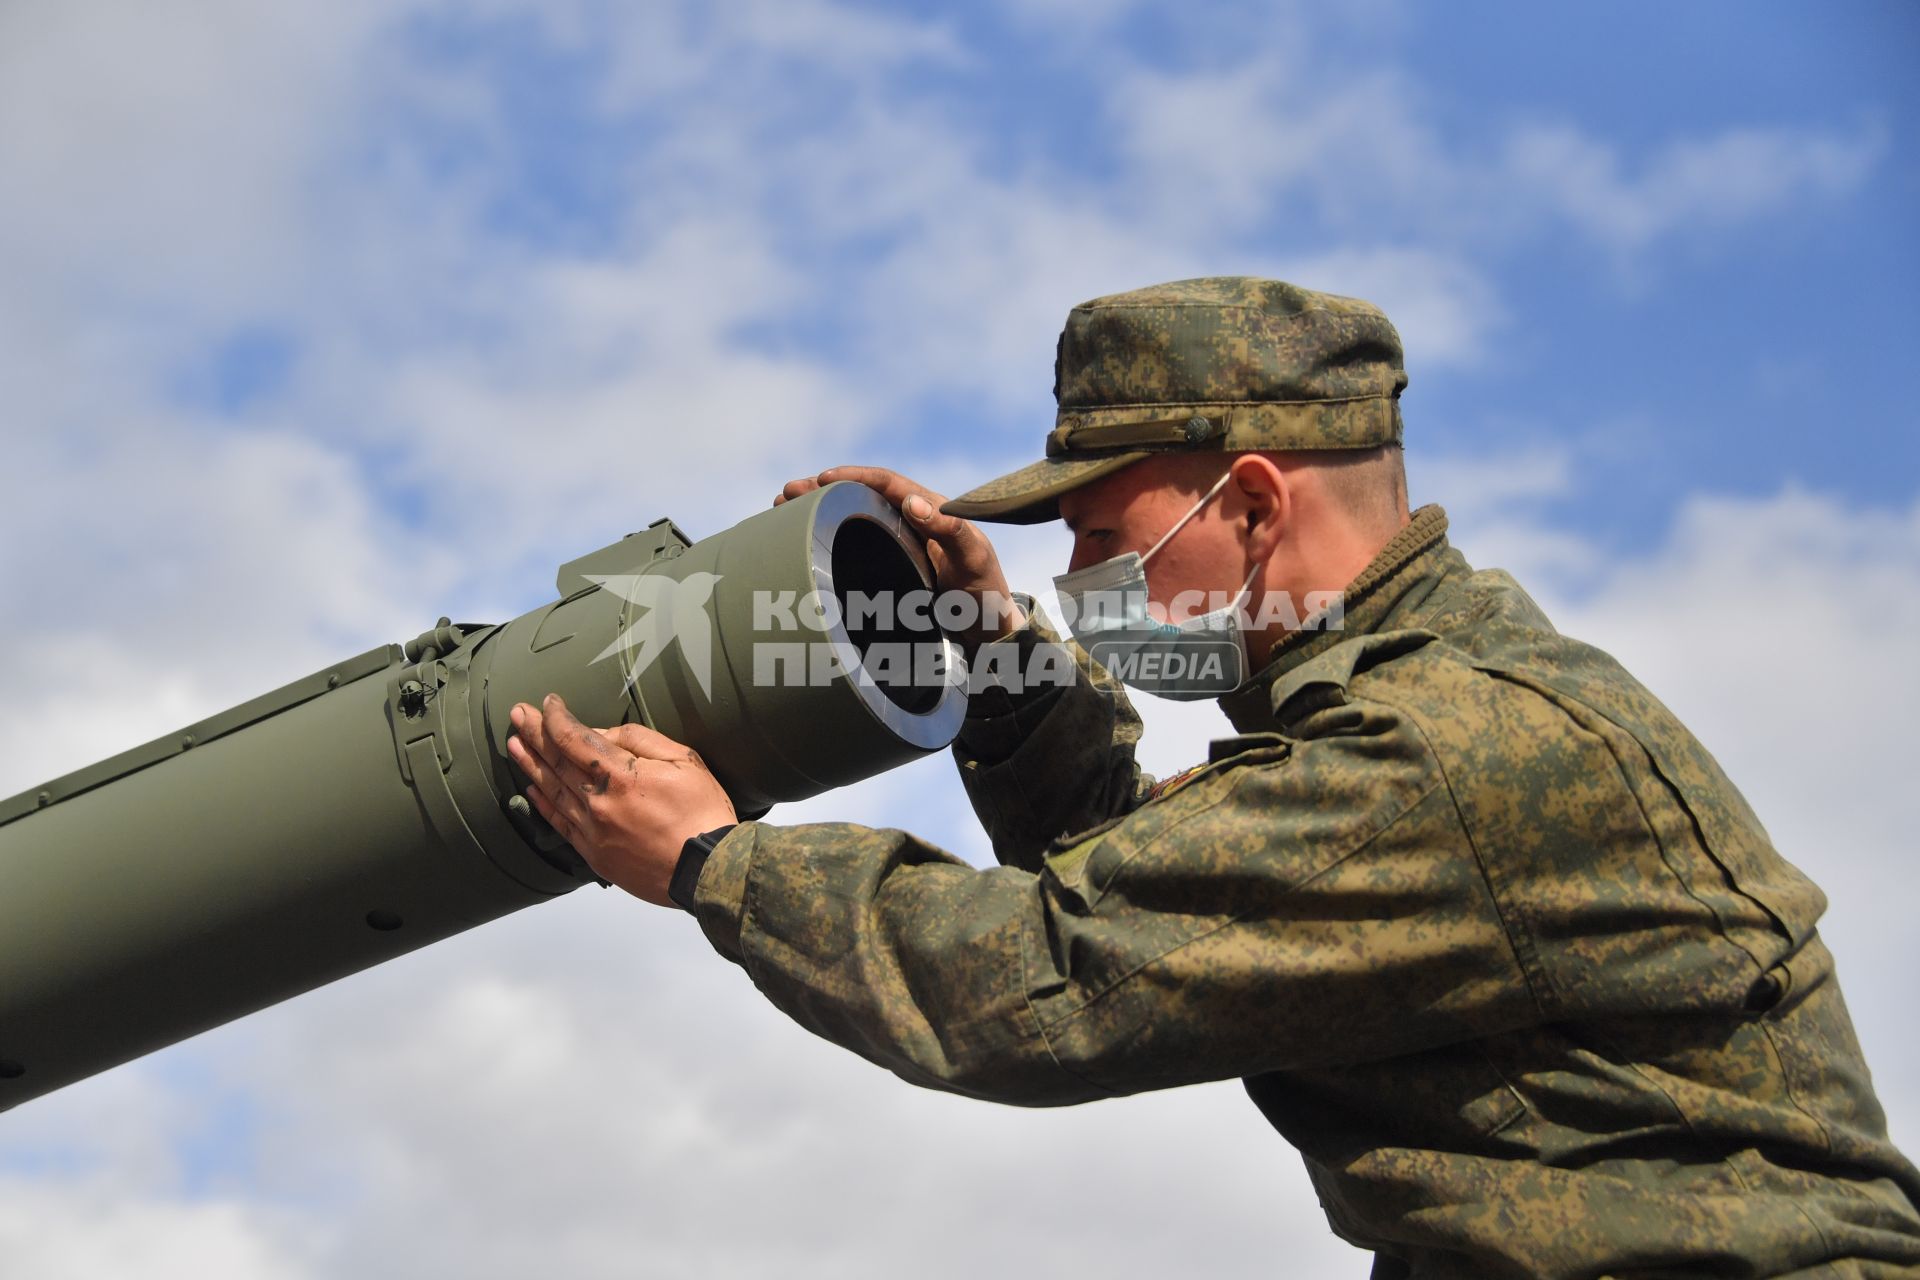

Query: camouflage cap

[943,276,1407,525]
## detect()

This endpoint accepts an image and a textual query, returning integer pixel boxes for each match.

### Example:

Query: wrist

[668,824,737,911]
[960,590,1029,657]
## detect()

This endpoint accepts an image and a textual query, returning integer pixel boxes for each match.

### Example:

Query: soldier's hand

[507,694,736,908]
[774,464,1025,651]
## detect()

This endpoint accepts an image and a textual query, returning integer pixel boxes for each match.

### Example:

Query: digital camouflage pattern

[693,503,1920,1277]
[944,276,1406,525]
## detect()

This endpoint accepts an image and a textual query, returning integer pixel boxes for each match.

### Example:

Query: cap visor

[940,452,1149,525]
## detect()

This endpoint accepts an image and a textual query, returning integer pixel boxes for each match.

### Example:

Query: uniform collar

[1218,503,1456,732]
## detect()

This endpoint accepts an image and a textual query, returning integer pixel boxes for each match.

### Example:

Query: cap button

[1184,415,1215,444]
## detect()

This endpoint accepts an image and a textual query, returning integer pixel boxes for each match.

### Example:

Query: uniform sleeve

[691,693,1539,1106]
[949,601,1153,872]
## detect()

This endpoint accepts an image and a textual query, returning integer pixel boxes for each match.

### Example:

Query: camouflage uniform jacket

[691,504,1920,1278]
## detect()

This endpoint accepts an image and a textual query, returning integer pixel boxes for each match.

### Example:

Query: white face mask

[1052,471,1261,701]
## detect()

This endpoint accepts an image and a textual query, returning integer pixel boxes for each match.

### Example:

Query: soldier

[507,277,1920,1277]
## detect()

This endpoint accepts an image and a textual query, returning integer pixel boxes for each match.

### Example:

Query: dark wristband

[669,824,736,911]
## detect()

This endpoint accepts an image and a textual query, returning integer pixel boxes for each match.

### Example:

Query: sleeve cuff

[691,821,756,965]
[956,597,1074,764]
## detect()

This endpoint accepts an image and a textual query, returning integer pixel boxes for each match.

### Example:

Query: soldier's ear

[1228,454,1289,561]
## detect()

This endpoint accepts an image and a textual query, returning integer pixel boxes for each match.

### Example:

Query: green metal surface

[0,483,963,1112]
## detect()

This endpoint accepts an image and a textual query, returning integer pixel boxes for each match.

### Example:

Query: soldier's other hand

[507,694,736,908]
[774,464,1024,651]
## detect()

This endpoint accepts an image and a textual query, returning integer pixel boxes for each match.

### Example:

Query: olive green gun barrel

[0,482,967,1112]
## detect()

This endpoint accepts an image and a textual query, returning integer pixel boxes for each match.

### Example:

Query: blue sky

[138,0,1920,571]
[305,0,1920,553]
[1,3,1915,1276]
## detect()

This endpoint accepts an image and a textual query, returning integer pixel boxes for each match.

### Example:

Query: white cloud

[1102,37,1882,280]
[1112,58,1447,235]
[589,0,962,111]
[0,1,380,315]
[1503,121,1887,254]
[204,869,1362,1279]
[0,422,447,788]
[1403,445,1604,586]
[0,1184,313,1280]
[0,1060,315,1277]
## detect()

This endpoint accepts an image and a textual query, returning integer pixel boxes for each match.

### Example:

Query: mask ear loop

[1182,557,1264,630]
[1228,558,1262,627]
[1141,470,1234,564]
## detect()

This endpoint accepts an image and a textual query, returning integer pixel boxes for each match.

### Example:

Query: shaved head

[1150,444,1409,541]
[1301,444,1410,535]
